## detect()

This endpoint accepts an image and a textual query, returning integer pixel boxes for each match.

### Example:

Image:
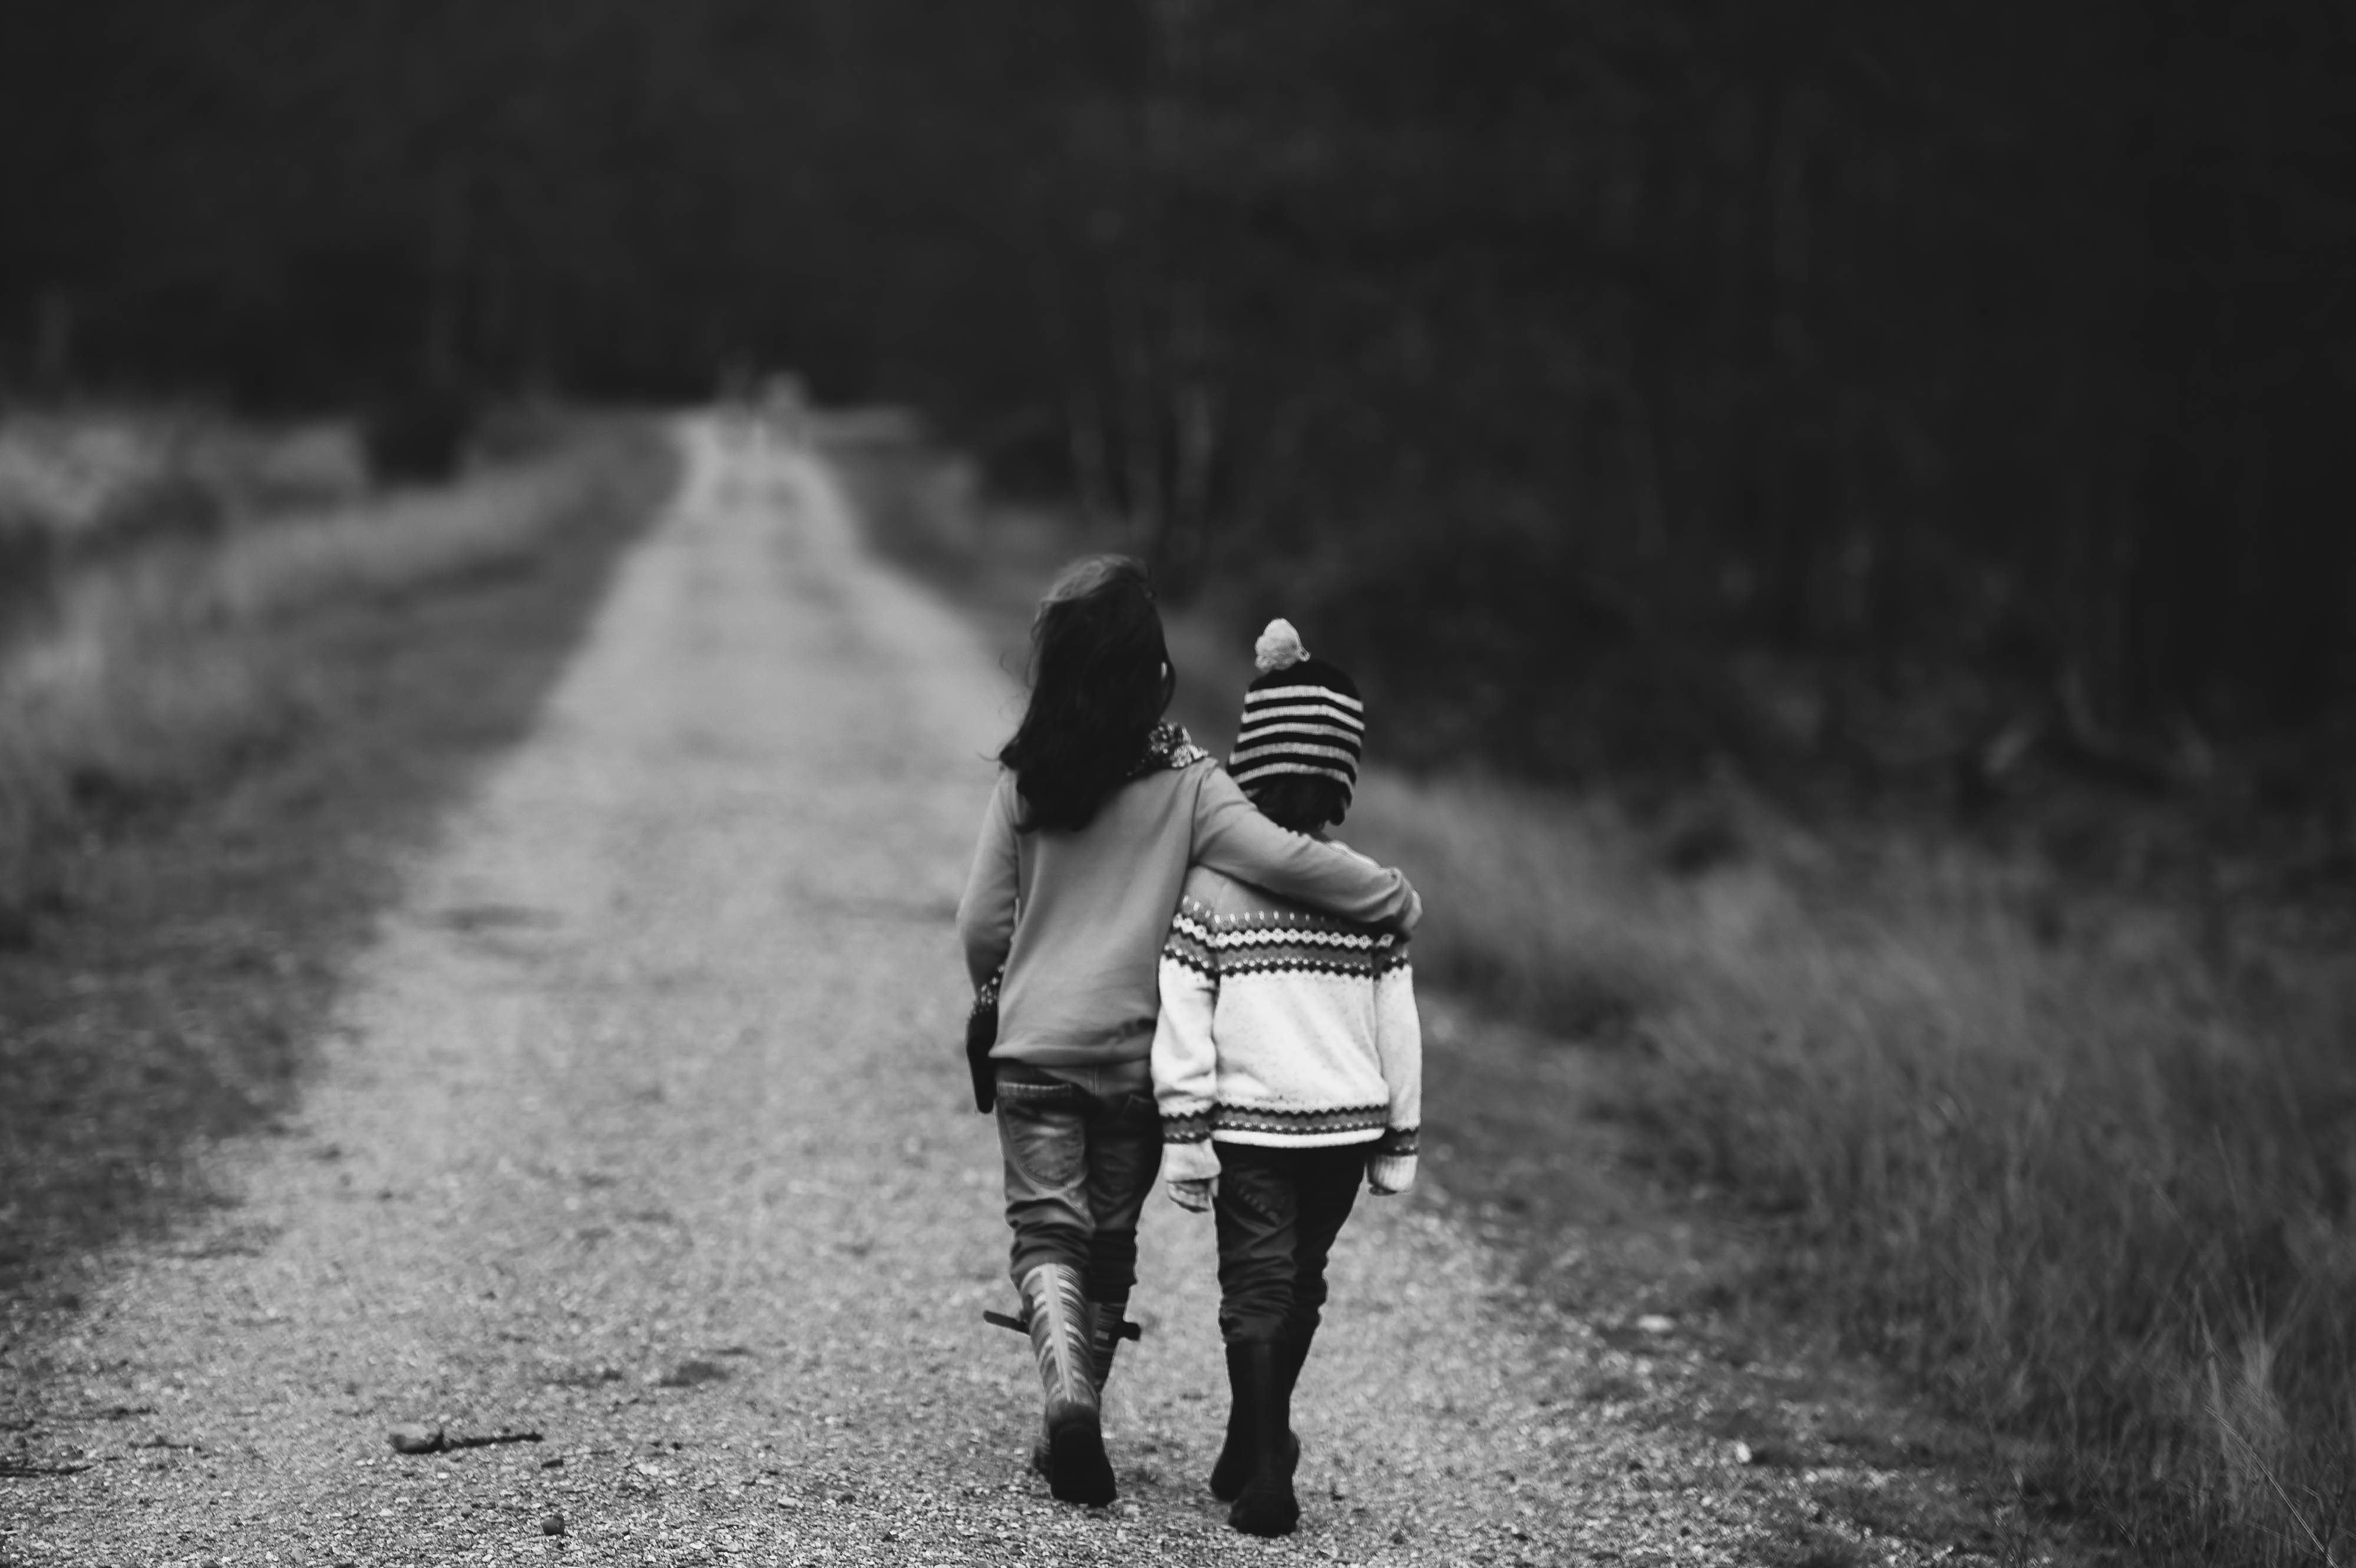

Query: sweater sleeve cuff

[1367,1153,1417,1195]
[1374,1124,1419,1157]
[1162,1110,1213,1145]
[1162,1140,1223,1185]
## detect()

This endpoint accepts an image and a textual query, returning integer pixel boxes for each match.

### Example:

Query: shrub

[92,468,227,545]
[361,388,476,484]
[0,522,60,643]
[0,424,662,924]
[468,399,576,465]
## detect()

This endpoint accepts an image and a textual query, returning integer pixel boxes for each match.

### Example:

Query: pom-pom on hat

[1230,619,1365,803]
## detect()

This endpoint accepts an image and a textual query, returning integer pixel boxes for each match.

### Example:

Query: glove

[1163,1139,1221,1210]
[1367,1153,1416,1196]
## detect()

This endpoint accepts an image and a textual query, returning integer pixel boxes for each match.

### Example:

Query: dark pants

[995,1062,1164,1301]
[1211,1143,1366,1345]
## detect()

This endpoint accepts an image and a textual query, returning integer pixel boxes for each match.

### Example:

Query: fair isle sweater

[1152,857,1422,1188]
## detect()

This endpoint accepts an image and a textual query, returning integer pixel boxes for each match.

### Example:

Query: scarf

[1128,722,1210,779]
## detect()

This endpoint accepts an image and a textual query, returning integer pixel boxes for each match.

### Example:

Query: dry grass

[1342,775,2356,1567]
[0,422,656,925]
[0,413,671,1294]
[0,406,366,539]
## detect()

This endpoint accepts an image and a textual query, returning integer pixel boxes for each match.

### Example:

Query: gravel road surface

[5,419,1935,1566]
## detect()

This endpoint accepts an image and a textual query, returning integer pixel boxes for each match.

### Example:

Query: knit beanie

[1229,620,1364,805]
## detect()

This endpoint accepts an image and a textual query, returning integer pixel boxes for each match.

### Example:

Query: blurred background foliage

[2,0,2351,791]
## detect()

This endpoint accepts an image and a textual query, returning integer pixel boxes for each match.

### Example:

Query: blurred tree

[2,0,2347,772]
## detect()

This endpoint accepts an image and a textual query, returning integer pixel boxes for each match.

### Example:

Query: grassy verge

[831,430,2356,1567]
[1343,777,2356,1566]
[0,415,674,1299]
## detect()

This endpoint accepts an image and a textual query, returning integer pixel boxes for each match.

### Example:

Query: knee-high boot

[1227,1339,1300,1536]
[1209,1329,1309,1501]
[1033,1295,1129,1477]
[1207,1342,1255,1501]
[1020,1262,1115,1506]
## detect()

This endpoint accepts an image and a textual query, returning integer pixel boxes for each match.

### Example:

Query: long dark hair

[998,555,1177,832]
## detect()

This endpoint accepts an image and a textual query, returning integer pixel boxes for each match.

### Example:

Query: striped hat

[1230,620,1365,803]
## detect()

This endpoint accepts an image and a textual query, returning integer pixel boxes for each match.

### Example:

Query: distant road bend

[6,417,1883,1566]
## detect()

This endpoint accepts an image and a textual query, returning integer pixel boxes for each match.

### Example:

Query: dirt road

[6,421,1862,1566]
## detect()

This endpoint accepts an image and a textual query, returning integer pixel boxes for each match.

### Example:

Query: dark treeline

[6,1,2352,790]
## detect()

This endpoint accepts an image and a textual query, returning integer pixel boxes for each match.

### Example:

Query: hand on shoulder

[1324,840,1420,934]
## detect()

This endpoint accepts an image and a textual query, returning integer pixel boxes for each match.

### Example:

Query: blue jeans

[995,1061,1164,1300]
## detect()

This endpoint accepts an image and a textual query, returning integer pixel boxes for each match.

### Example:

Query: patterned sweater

[1151,856,1422,1190]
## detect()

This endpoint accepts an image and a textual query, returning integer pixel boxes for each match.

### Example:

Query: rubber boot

[1086,1295,1130,1397]
[1210,1332,1307,1501]
[1032,1296,1127,1477]
[1227,1340,1299,1537]
[1021,1263,1115,1505]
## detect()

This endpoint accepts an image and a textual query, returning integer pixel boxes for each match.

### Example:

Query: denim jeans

[1211,1142,1367,1344]
[994,1061,1165,1299]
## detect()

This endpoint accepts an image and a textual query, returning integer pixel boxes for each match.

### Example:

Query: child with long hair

[956,559,1420,1508]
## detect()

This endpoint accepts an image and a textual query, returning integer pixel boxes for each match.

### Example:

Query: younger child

[957,564,1422,1508]
[1151,620,1422,1537]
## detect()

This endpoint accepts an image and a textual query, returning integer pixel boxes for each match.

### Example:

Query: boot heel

[1211,1338,1303,1502]
[1045,1403,1115,1506]
[1212,1428,1297,1500]
[1231,1461,1300,1536]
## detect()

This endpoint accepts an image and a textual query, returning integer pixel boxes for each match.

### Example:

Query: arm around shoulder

[1191,766,1420,933]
